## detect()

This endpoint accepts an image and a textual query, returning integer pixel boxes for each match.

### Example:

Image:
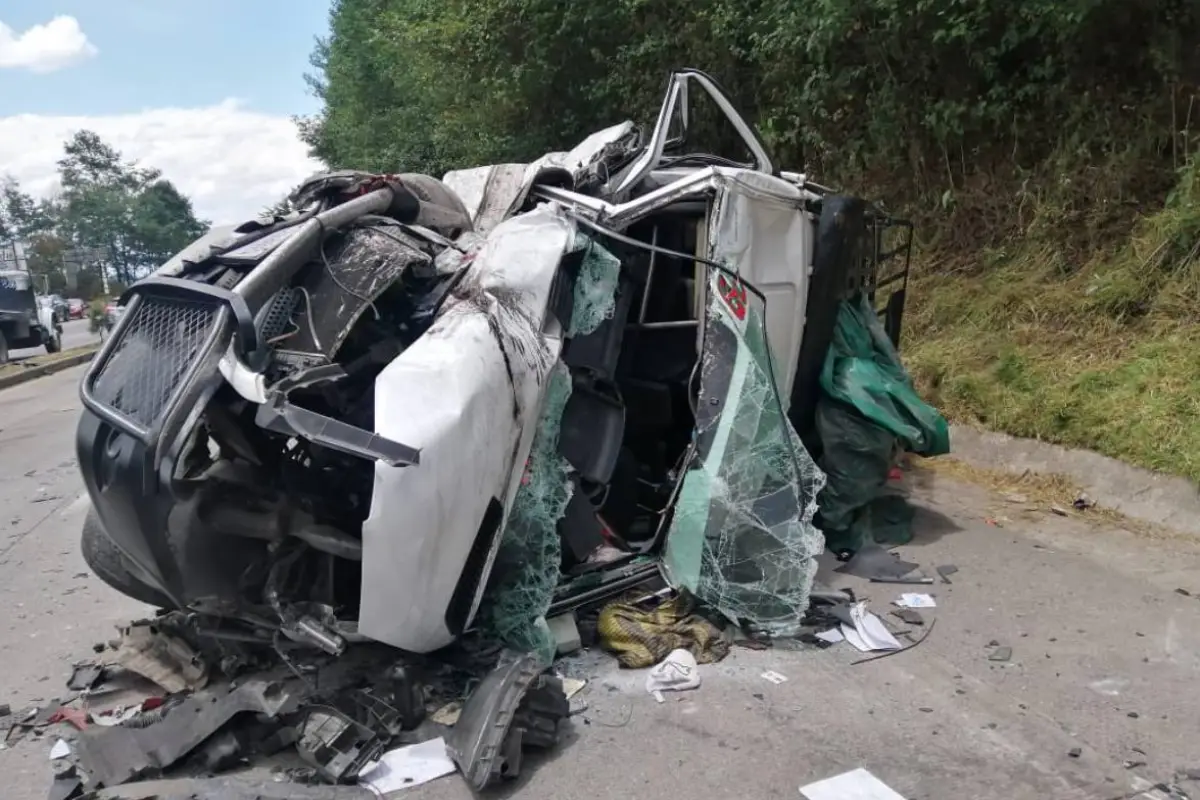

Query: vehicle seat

[563,275,634,381]
[558,376,625,486]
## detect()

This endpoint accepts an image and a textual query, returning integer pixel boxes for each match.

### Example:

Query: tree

[129,181,207,267]
[0,177,54,240]
[24,234,69,295]
[55,130,208,285]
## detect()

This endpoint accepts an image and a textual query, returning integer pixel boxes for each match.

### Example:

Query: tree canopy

[300,0,1199,251]
[0,130,208,297]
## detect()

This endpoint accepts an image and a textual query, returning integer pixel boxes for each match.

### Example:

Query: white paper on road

[840,602,902,653]
[358,737,456,794]
[895,593,937,608]
[49,739,71,760]
[816,628,845,644]
[800,767,907,799]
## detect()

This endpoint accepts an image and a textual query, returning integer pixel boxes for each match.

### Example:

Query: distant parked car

[67,298,86,320]
[104,301,126,330]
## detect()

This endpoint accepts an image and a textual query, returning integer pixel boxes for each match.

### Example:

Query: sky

[0,1,330,224]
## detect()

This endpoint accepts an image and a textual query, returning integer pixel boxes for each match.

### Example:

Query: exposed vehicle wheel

[44,327,61,354]
[0,330,8,364]
[81,509,173,608]
[398,173,473,236]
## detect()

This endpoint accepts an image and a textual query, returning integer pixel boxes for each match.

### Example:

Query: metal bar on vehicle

[628,320,699,330]
[233,188,394,313]
[78,294,152,441]
[637,226,659,324]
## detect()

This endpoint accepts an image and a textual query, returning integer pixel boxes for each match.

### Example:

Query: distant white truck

[0,270,63,363]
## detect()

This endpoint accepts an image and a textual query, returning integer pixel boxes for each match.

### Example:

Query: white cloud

[0,100,325,224]
[0,15,97,73]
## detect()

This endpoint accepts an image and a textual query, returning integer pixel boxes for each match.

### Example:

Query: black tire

[0,330,8,364]
[44,327,61,354]
[81,509,173,608]
[397,173,473,236]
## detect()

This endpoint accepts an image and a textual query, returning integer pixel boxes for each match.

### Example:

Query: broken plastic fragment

[49,739,71,760]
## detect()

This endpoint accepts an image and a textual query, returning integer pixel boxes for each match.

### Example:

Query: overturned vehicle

[76,68,913,785]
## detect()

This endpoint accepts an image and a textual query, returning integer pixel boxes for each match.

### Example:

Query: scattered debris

[49,738,71,760]
[1089,678,1130,696]
[815,628,846,644]
[645,649,700,701]
[835,543,920,581]
[1126,760,1148,769]
[1128,711,1140,719]
[0,703,10,717]
[296,706,383,784]
[1073,492,1095,510]
[1176,588,1192,597]
[760,670,789,685]
[47,706,89,731]
[891,609,925,626]
[110,621,208,694]
[869,575,935,585]
[561,677,587,700]
[841,602,903,653]
[359,737,457,794]
[429,702,463,727]
[66,662,105,692]
[1068,747,1082,758]
[800,767,906,800]
[988,646,1012,662]
[1051,505,1070,517]
[91,705,147,728]
[896,593,936,609]
[547,613,582,656]
[851,619,938,666]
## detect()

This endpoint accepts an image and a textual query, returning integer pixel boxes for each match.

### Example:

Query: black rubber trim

[445,498,504,636]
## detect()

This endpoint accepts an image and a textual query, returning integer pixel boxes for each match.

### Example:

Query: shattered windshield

[663,273,826,635]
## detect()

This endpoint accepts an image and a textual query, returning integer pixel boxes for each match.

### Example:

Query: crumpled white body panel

[359,205,573,653]
[708,170,814,401]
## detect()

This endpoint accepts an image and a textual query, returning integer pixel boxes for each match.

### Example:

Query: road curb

[0,348,98,391]
[949,423,1200,538]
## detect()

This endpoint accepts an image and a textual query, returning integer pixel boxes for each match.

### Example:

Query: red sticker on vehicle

[717,274,748,321]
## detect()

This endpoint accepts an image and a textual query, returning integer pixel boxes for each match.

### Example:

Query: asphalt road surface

[0,365,1197,799]
[10,318,100,362]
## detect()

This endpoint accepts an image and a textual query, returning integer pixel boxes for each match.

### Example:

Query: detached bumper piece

[447,650,570,790]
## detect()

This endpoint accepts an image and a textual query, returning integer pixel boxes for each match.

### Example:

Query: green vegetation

[1,130,207,298]
[302,0,1200,481]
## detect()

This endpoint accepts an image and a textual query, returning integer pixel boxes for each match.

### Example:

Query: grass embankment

[902,163,1200,483]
